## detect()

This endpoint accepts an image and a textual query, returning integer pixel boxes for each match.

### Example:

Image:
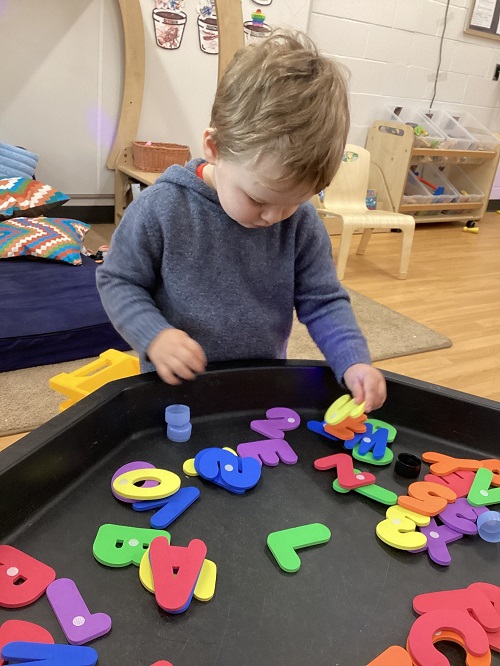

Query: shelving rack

[367,120,500,225]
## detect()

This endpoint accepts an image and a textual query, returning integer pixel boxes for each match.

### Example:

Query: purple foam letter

[237,438,298,466]
[250,408,300,439]
[46,578,112,645]
[439,497,488,535]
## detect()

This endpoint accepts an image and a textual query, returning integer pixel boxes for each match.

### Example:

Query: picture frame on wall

[465,0,500,41]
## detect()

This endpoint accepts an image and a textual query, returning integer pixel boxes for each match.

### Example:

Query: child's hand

[343,363,386,413]
[147,328,207,385]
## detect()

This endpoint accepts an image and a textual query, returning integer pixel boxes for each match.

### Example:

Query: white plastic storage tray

[402,163,460,214]
[419,108,474,150]
[447,112,499,151]
[385,106,446,148]
[439,164,485,204]
[403,171,434,207]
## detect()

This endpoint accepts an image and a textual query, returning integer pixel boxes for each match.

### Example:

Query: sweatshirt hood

[154,158,220,205]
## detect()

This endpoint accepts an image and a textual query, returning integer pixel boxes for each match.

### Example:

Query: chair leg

[397,224,415,279]
[336,225,355,280]
[357,229,373,256]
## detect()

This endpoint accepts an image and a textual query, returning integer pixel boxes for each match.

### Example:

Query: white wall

[137,0,311,156]
[2,0,500,199]
[0,1,123,201]
[0,0,310,200]
[308,0,500,146]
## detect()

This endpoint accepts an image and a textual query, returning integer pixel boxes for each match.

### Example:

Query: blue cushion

[0,254,130,371]
[0,142,38,179]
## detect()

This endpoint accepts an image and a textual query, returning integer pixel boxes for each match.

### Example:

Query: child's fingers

[363,375,386,412]
[176,343,206,375]
[167,358,196,381]
[157,364,182,386]
[185,338,207,372]
[349,380,365,406]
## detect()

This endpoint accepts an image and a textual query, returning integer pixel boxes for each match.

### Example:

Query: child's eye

[247,195,263,206]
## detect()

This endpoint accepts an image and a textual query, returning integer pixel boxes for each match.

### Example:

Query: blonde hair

[209,30,350,192]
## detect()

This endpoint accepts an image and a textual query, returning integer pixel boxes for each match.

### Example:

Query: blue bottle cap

[165,404,190,427]
[477,510,500,543]
[167,422,192,443]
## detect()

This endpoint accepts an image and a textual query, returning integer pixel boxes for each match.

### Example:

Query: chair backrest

[323,144,371,212]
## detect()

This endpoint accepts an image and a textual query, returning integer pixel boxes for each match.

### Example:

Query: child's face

[213,159,316,229]
[202,133,316,229]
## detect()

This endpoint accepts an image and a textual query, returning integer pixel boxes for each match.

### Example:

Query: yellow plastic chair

[315,144,415,280]
[50,349,140,411]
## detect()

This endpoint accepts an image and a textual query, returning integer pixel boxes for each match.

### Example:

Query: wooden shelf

[116,163,160,187]
[113,146,162,224]
[411,148,497,161]
[411,214,483,224]
[400,201,484,213]
[367,120,500,225]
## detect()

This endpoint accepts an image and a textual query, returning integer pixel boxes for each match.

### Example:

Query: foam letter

[194,448,261,492]
[376,505,430,551]
[439,498,488,535]
[93,524,170,567]
[149,536,206,613]
[140,487,201,529]
[237,438,298,466]
[46,578,111,645]
[422,453,500,486]
[0,641,98,665]
[398,481,457,516]
[314,452,376,489]
[344,423,389,460]
[367,646,412,665]
[424,470,476,498]
[250,407,300,439]
[0,546,56,608]
[413,518,463,566]
[0,621,53,666]
[407,609,490,666]
[414,585,500,634]
[112,468,180,501]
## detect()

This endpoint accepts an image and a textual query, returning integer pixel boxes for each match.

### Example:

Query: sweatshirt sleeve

[293,203,371,384]
[96,191,173,356]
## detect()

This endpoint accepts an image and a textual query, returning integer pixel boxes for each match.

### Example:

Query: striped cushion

[0,217,90,266]
[0,177,70,220]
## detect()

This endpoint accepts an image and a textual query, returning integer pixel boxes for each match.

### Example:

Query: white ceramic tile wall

[309,0,500,146]
[3,0,500,196]
[0,0,311,197]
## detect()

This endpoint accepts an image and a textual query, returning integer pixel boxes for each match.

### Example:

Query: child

[97,31,386,412]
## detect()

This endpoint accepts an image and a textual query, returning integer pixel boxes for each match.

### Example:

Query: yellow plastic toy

[112,468,181,501]
[324,394,365,425]
[376,504,430,551]
[49,349,140,411]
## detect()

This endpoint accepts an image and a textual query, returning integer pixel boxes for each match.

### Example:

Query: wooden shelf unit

[109,0,244,225]
[114,146,161,224]
[367,120,500,225]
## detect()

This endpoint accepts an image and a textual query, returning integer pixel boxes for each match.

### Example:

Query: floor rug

[0,289,451,436]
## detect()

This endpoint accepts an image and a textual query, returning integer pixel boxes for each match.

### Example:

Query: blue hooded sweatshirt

[96,159,370,382]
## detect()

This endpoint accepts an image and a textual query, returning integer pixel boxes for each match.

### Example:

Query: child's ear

[202,128,218,164]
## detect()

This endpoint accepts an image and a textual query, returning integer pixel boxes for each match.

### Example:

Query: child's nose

[260,207,284,224]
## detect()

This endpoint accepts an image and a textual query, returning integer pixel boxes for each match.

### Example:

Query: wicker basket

[132,141,191,172]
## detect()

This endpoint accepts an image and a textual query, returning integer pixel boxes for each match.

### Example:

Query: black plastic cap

[395,452,422,478]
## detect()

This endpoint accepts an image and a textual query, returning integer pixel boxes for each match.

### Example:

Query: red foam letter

[407,609,489,666]
[149,537,206,613]
[314,452,376,489]
[0,545,56,608]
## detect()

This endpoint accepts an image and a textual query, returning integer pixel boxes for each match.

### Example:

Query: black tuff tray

[1,361,499,665]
